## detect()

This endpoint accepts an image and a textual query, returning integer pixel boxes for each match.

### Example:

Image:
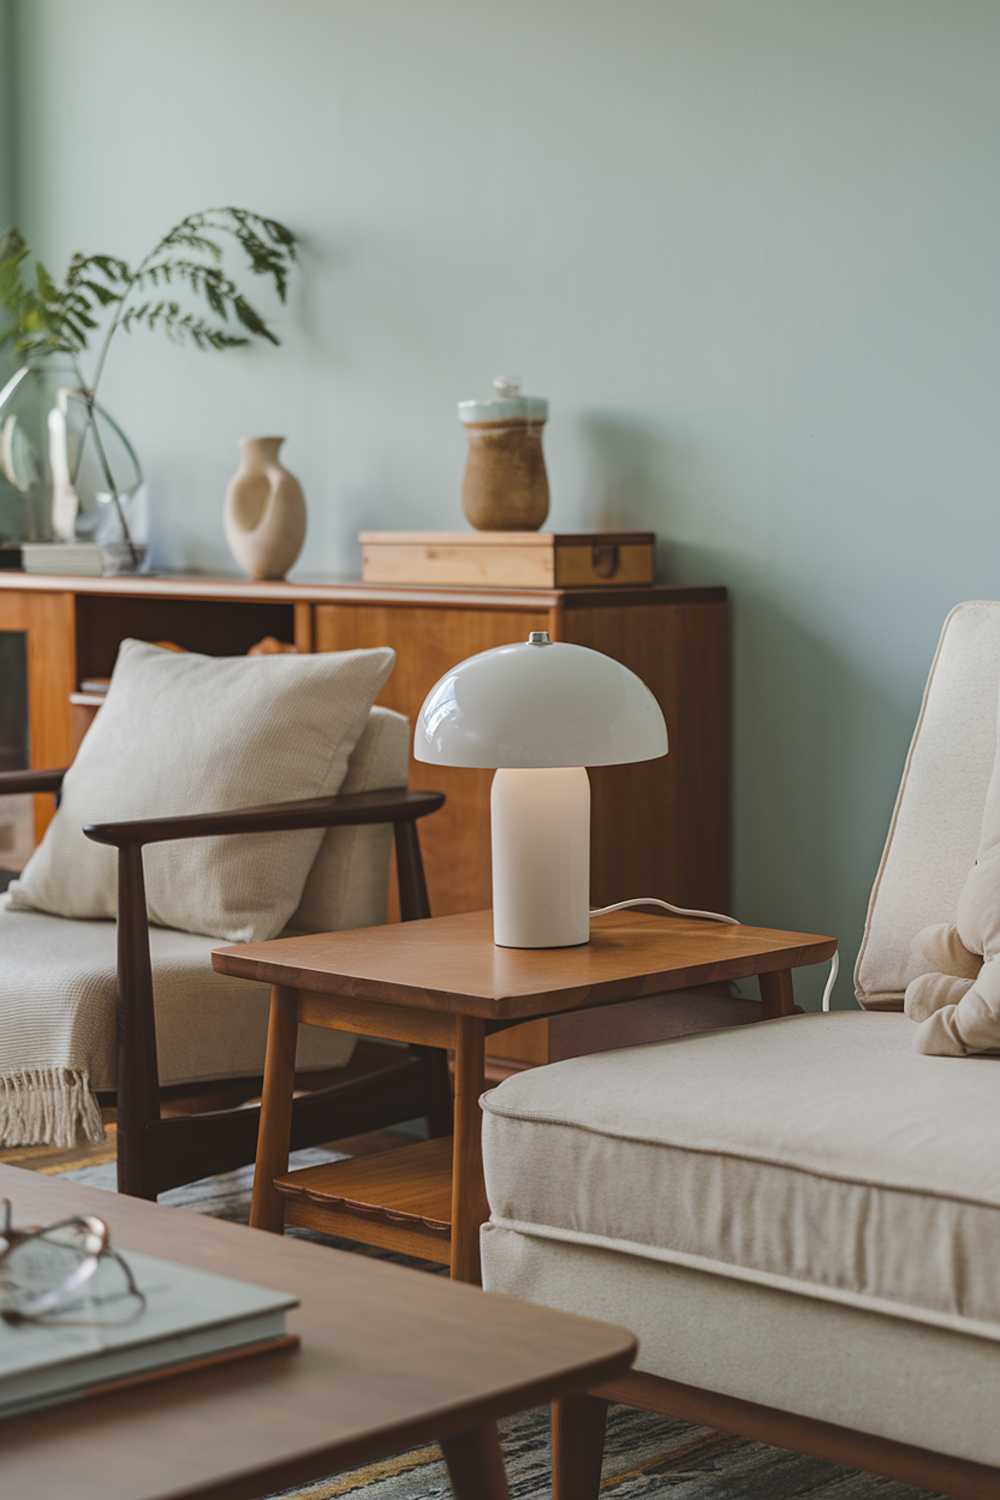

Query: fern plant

[0,207,297,558]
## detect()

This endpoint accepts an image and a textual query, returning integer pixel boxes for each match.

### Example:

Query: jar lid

[459,376,548,425]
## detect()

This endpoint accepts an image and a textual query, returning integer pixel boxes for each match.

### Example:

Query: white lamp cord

[589,897,840,1012]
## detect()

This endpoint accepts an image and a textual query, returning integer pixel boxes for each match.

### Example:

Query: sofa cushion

[0,906,353,1104]
[856,601,1000,1008]
[481,1012,1000,1340]
[7,639,394,943]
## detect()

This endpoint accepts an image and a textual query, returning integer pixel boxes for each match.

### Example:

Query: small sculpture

[224,436,306,580]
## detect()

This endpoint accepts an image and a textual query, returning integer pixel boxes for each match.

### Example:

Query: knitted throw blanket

[0,900,115,1148]
[0,900,357,1149]
[0,1068,104,1149]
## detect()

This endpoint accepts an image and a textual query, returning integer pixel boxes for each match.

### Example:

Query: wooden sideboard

[0,571,729,1069]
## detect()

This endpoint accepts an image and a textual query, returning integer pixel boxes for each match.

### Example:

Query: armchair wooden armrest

[83,787,443,848]
[0,768,67,796]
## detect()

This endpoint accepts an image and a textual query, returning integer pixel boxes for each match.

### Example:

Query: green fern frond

[0,207,296,377]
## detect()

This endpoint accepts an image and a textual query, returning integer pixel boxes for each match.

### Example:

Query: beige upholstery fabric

[481,1224,1000,1467]
[856,601,1000,1007]
[8,640,394,943]
[0,702,407,1148]
[481,1013,1000,1339]
[0,908,354,1144]
[291,706,408,933]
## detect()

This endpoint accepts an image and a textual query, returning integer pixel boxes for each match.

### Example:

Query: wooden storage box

[360,531,655,589]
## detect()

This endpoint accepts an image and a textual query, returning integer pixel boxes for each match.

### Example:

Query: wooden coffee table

[214,909,837,1284]
[1,1164,635,1500]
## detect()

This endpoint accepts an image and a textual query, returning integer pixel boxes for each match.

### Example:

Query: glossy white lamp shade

[414,634,667,769]
[415,633,668,948]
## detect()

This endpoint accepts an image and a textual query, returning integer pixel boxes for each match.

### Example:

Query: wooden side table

[213,910,836,1284]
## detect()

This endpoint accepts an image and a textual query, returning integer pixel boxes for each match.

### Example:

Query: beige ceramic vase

[224,436,306,580]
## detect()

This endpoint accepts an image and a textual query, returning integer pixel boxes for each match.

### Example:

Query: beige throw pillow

[7,639,394,942]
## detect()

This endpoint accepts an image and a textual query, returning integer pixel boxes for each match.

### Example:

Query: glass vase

[0,354,147,566]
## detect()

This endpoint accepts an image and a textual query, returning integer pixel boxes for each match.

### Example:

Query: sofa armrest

[83,787,444,849]
[0,768,67,797]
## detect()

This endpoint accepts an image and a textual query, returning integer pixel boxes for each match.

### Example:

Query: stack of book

[20,542,145,577]
[0,1249,297,1419]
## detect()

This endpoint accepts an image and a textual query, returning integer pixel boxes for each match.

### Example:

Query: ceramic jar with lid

[458,377,549,531]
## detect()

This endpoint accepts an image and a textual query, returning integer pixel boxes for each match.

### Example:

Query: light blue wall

[12,1,1000,1003]
[0,0,13,278]
[0,2,11,230]
[0,0,16,531]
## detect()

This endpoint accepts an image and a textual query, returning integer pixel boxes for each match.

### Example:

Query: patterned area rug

[3,1128,940,1499]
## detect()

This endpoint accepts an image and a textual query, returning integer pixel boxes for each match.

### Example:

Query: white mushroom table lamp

[414,631,668,948]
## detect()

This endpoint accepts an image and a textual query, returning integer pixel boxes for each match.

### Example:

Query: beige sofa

[481,601,1000,1497]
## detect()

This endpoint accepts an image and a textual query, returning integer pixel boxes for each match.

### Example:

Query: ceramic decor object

[459,377,549,532]
[224,436,306,580]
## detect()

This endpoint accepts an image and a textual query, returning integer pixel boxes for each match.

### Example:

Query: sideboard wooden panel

[314,600,551,920]
[0,589,76,840]
[562,597,730,914]
[0,573,729,1069]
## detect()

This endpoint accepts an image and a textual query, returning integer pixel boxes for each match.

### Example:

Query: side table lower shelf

[274,1136,454,1266]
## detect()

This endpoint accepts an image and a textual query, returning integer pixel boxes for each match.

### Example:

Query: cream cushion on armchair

[7,640,395,942]
[482,1013,1000,1467]
[483,1014,1000,1338]
[0,707,408,1146]
[482,601,1000,1471]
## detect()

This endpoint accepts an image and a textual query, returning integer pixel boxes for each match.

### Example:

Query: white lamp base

[490,767,590,948]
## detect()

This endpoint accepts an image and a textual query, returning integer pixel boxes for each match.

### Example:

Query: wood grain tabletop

[213,910,838,1020]
[0,1166,635,1500]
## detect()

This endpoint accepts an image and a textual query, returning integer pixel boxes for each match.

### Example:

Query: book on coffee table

[0,1249,298,1419]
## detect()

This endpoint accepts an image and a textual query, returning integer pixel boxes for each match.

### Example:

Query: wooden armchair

[0,761,448,1202]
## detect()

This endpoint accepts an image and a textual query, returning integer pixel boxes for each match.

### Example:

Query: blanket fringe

[0,1068,105,1149]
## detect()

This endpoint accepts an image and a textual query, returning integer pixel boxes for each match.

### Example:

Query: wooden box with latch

[359,531,655,589]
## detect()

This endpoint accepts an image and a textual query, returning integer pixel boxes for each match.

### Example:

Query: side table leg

[422,1045,453,1139]
[250,985,299,1233]
[450,1015,488,1283]
[441,1423,509,1499]
[758,968,798,1019]
[552,1394,608,1499]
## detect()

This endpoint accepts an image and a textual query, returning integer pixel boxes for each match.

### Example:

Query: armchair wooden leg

[250,986,300,1233]
[552,1393,608,1499]
[441,1423,509,1499]
[116,844,161,1201]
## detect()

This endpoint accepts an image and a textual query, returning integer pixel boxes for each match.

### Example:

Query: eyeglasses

[0,1200,147,1327]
